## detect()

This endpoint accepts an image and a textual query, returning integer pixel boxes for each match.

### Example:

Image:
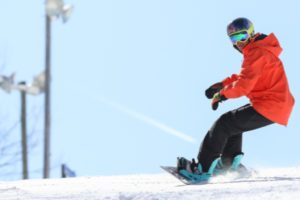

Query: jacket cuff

[219,90,227,99]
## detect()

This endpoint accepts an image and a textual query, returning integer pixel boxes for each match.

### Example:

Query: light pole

[44,0,73,178]
[17,72,45,179]
[19,81,28,179]
[0,72,45,179]
[16,72,45,179]
[44,11,51,179]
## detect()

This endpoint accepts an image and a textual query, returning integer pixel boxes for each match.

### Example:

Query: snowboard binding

[176,154,248,183]
[177,157,220,183]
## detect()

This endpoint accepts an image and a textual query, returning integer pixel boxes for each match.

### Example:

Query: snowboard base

[161,165,255,185]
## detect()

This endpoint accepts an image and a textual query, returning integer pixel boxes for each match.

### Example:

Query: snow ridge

[0,167,300,200]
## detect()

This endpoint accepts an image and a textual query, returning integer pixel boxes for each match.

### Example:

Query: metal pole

[20,82,28,179]
[61,164,66,178]
[44,14,51,179]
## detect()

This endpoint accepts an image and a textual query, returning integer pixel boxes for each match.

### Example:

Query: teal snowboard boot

[177,157,220,183]
[214,153,249,176]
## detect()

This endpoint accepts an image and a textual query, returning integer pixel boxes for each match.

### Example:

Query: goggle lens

[230,32,249,44]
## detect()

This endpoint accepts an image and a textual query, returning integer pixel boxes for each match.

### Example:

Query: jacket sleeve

[220,51,266,99]
[222,74,239,86]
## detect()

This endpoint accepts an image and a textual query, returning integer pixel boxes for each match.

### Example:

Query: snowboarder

[177,17,295,182]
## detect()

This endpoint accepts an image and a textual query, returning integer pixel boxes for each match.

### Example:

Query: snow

[0,167,300,200]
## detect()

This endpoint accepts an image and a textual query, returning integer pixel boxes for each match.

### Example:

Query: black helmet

[227,18,255,37]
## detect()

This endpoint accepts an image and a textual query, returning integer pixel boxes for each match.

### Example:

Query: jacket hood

[243,33,282,57]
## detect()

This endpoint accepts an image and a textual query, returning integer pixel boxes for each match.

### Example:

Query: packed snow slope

[1,167,300,200]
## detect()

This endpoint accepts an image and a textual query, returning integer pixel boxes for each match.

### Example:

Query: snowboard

[161,165,254,185]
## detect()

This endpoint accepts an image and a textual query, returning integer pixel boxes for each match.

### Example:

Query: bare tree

[0,121,21,178]
[0,105,41,180]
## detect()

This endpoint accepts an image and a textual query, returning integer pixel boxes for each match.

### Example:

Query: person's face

[235,39,251,51]
[229,31,251,51]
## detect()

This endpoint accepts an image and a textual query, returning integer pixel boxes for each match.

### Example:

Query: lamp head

[0,73,15,93]
[45,0,73,22]
[62,4,74,23]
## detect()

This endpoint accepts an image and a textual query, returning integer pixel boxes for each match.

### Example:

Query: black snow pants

[197,104,274,172]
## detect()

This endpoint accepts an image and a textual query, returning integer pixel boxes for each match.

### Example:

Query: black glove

[211,92,227,111]
[205,82,223,99]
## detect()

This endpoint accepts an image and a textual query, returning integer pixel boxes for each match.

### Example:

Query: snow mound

[0,167,300,200]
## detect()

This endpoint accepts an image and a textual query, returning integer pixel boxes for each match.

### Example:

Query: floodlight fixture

[0,73,15,93]
[61,4,73,23]
[13,71,45,95]
[31,71,46,93]
[45,0,73,23]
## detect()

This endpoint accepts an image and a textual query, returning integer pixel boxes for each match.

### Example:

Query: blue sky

[0,0,299,180]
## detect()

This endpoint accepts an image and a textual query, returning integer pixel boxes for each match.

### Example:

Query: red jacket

[220,33,294,126]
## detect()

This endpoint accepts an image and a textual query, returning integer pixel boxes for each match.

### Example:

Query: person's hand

[205,82,223,99]
[211,92,227,110]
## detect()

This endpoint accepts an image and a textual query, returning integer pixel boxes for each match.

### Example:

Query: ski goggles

[229,31,249,45]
